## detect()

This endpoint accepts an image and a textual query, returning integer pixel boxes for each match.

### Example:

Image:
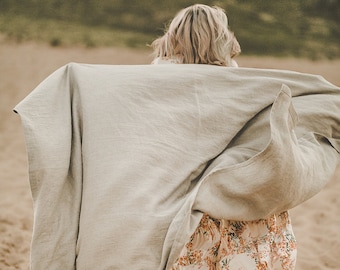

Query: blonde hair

[151,4,241,66]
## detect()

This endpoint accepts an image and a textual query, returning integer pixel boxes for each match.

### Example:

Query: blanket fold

[194,84,339,219]
[14,63,340,269]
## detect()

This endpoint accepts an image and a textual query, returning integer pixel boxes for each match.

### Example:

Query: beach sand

[1,38,339,269]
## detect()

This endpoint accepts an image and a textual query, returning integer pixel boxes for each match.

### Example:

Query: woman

[151,4,296,269]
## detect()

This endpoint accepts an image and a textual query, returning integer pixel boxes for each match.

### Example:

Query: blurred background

[1,1,340,269]
[0,0,339,59]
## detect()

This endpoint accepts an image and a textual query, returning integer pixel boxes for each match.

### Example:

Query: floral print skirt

[171,212,296,270]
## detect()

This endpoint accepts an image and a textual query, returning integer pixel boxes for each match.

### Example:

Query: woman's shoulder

[151,56,182,65]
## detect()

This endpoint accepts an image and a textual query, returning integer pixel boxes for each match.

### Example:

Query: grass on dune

[0,14,154,49]
[0,11,339,60]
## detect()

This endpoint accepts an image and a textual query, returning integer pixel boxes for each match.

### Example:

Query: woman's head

[151,4,241,66]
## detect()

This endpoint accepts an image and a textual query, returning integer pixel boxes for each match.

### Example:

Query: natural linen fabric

[14,63,340,270]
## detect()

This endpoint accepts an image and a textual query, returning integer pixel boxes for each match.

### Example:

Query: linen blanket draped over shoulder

[14,63,340,270]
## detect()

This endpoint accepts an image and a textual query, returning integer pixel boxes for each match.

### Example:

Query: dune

[0,37,339,269]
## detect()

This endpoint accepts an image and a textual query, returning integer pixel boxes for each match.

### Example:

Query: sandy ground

[0,37,339,269]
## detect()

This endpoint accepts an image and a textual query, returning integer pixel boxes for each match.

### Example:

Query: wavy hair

[151,4,241,66]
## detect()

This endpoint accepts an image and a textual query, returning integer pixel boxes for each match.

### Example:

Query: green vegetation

[0,0,339,59]
[0,14,152,48]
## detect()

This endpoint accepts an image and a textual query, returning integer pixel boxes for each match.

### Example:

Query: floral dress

[170,213,296,270]
[152,57,297,269]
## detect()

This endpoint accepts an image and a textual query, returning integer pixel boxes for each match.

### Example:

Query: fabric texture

[155,56,294,270]
[14,63,340,270]
[171,212,296,270]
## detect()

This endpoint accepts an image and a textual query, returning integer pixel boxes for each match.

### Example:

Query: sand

[0,37,339,269]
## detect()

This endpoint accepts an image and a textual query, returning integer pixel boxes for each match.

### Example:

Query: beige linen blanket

[14,63,340,269]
